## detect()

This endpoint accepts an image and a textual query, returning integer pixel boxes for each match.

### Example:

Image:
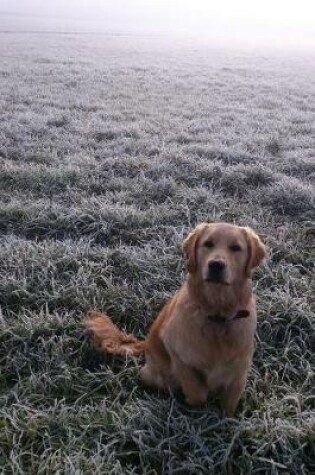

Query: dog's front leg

[171,357,208,406]
[219,374,247,417]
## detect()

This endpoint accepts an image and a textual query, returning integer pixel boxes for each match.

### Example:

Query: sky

[1,0,315,48]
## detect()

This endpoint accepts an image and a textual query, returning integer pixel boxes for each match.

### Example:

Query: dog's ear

[182,223,208,273]
[242,227,266,277]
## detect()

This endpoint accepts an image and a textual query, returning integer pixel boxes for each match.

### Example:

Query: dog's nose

[208,259,226,274]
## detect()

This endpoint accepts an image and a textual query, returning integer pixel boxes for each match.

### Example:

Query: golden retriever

[86,222,266,416]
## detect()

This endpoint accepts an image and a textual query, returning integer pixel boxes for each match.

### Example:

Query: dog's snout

[208,259,226,273]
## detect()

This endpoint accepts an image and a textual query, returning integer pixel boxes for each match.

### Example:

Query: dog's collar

[207,309,250,324]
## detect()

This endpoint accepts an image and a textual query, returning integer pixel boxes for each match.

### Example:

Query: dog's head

[183,222,266,285]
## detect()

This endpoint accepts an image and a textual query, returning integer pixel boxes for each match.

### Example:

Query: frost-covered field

[0,29,314,474]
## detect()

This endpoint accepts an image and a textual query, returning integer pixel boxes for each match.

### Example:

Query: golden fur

[86,222,266,416]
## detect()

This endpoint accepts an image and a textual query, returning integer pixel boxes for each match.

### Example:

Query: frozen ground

[0,27,314,474]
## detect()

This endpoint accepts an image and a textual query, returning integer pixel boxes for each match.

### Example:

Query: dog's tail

[85,310,146,356]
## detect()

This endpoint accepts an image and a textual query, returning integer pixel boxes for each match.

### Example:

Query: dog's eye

[204,240,214,248]
[230,244,242,252]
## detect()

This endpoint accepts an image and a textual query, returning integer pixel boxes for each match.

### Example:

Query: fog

[1,0,315,49]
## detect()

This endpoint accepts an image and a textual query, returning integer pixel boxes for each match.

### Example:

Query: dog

[86,222,266,416]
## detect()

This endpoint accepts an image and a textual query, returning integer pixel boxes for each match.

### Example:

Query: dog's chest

[162,312,254,374]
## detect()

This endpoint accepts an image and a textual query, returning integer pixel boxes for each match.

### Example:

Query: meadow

[0,30,314,474]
